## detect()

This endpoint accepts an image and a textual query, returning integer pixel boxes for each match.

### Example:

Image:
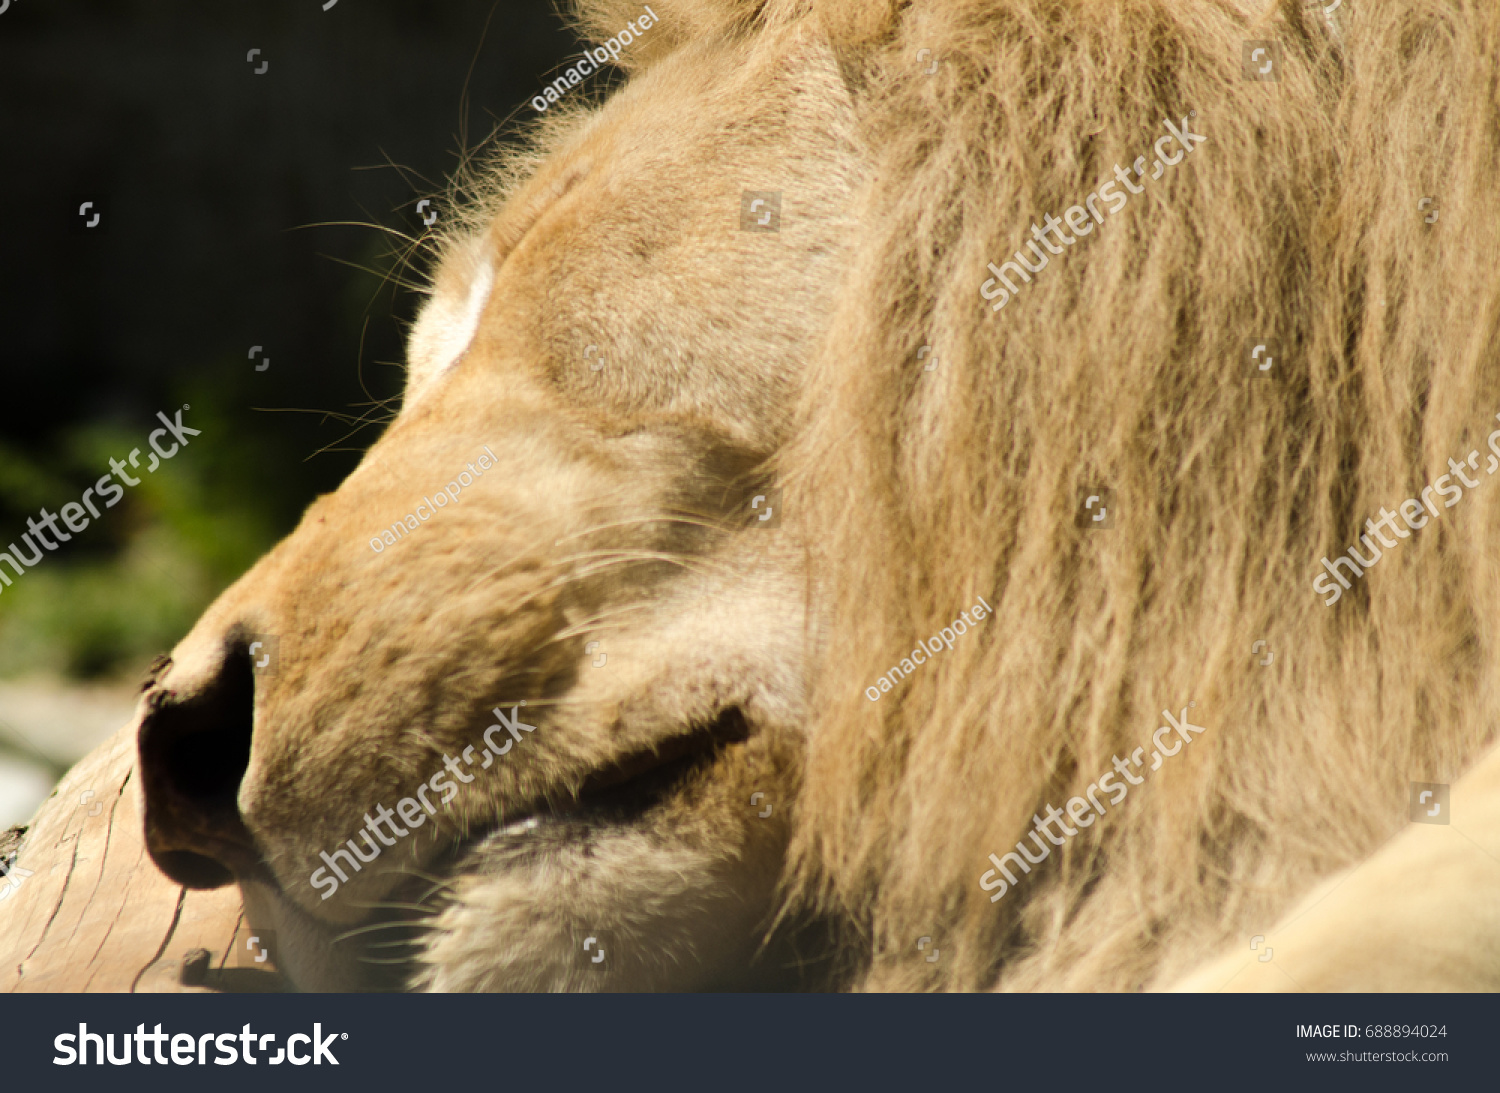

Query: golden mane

[564,0,1500,989]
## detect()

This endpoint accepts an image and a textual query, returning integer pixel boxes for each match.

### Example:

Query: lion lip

[453,707,753,847]
[575,709,752,798]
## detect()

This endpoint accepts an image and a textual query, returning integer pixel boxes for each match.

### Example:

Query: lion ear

[404,234,494,408]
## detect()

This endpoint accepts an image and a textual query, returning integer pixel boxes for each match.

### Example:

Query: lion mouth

[447,706,754,851]
[572,707,753,813]
[324,706,759,980]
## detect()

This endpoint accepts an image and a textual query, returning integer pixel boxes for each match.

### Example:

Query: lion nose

[137,641,262,888]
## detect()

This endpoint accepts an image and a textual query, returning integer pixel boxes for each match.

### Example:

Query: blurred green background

[0,375,300,679]
[0,0,578,687]
[0,0,581,819]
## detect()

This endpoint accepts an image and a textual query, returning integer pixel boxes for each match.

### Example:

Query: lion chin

[134,0,1500,992]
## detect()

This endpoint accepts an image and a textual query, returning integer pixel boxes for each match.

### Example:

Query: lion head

[135,0,1500,992]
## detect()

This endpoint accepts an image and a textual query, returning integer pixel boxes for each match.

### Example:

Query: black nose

[138,640,261,887]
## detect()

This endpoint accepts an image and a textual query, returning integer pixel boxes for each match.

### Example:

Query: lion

[117,0,1500,993]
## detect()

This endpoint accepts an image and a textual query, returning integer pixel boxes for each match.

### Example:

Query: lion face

[137,23,861,991]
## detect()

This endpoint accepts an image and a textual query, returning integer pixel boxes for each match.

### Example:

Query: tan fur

[1167,738,1500,992]
[139,4,861,991]
[134,0,1500,992]
[782,0,1500,991]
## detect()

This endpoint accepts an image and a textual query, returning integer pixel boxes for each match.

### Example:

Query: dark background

[0,0,577,679]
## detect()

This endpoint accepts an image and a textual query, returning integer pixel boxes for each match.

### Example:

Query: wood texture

[0,721,283,993]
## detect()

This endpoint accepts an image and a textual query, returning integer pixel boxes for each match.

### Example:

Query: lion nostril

[154,849,234,889]
[139,639,260,888]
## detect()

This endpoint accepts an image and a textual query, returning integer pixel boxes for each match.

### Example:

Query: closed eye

[491,160,591,262]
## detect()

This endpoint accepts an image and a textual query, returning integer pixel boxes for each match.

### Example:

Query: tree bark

[0,721,282,992]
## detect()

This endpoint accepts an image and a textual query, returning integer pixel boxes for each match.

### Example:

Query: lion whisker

[541,604,655,645]
[345,900,445,914]
[332,919,432,943]
[291,218,422,247]
[443,508,720,606]
[355,956,424,966]
[547,550,721,585]
[550,512,734,543]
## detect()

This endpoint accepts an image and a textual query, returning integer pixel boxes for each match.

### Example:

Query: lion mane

[588,0,1500,990]
[26,0,1492,995]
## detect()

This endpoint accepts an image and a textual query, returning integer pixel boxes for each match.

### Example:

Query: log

[0,721,284,993]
